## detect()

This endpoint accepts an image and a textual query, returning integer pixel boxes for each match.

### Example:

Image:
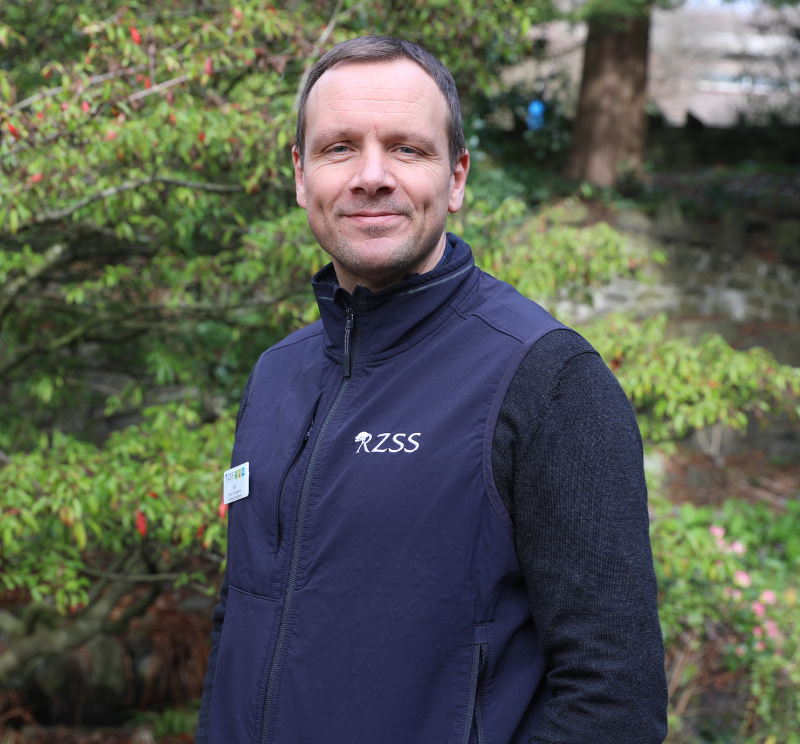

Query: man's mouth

[343,211,404,226]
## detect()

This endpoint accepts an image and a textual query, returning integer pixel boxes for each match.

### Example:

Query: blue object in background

[526,99,545,130]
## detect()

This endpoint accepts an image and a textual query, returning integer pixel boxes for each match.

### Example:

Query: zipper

[342,305,354,378]
[461,642,488,744]
[261,303,359,744]
[276,408,316,547]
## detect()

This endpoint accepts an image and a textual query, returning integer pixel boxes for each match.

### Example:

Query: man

[197,36,667,744]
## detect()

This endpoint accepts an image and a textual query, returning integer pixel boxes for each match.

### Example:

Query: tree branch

[0,242,70,324]
[126,63,245,103]
[127,74,189,103]
[292,0,365,109]
[80,567,183,582]
[21,177,243,231]
[0,577,134,682]
[11,68,138,112]
[0,295,283,383]
[0,313,113,380]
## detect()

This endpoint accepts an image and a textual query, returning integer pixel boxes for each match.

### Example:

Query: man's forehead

[307,58,446,113]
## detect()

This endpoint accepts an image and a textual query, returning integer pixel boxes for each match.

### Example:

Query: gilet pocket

[208,587,280,744]
[461,625,489,744]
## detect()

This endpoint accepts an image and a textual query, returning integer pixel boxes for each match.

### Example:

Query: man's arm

[195,368,255,744]
[492,329,668,743]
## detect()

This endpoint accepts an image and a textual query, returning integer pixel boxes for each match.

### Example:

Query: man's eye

[330,145,349,154]
[398,146,418,154]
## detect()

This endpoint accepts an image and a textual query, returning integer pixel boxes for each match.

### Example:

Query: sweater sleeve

[492,329,668,743]
[195,368,255,744]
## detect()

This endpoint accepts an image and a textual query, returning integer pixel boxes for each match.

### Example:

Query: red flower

[7,122,19,138]
[81,101,91,113]
[130,26,141,45]
[135,509,147,536]
[144,77,151,89]
[147,491,158,499]
[30,173,43,183]
[219,495,228,520]
[204,56,213,76]
[198,132,205,143]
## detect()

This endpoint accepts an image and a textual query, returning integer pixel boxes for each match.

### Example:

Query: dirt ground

[664,447,800,509]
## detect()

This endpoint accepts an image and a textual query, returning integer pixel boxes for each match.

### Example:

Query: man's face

[293,58,469,293]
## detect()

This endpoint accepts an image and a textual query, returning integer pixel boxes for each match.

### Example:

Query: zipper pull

[343,306,354,378]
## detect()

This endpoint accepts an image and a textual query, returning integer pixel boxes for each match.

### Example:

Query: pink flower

[765,619,779,639]
[734,571,752,588]
[732,589,742,601]
[735,644,746,657]
[755,640,766,652]
[751,602,766,618]
[760,590,777,605]
[710,525,726,539]
[753,626,763,638]
[730,541,746,555]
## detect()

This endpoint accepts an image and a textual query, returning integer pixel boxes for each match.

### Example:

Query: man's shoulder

[261,319,324,358]
[467,269,567,345]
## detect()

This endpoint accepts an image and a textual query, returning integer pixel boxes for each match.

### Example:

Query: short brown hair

[295,36,466,171]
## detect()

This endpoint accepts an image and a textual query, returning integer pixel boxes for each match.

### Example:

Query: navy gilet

[209,234,565,744]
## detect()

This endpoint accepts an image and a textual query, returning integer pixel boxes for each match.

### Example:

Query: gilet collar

[311,233,476,363]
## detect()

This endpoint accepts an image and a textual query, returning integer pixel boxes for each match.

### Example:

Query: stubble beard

[311,199,448,291]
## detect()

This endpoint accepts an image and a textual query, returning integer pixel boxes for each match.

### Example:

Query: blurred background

[1,0,799,742]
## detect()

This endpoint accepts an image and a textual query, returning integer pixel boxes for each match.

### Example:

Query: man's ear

[292,145,307,209]
[448,149,470,214]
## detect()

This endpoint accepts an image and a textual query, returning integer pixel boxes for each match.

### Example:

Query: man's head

[292,37,470,294]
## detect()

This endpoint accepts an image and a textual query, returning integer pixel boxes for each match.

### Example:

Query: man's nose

[349,146,396,196]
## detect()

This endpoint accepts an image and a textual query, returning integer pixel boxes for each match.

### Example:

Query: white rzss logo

[355,432,420,453]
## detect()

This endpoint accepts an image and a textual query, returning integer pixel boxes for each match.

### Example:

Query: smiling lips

[343,211,405,226]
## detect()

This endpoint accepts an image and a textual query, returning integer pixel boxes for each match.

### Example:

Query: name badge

[223,462,250,504]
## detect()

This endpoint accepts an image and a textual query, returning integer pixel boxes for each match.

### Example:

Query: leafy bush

[453,195,800,446]
[585,314,800,443]
[0,405,231,682]
[651,489,800,743]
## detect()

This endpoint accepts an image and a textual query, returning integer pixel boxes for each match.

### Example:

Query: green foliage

[1,3,800,734]
[451,195,800,446]
[133,701,201,738]
[467,201,661,304]
[465,80,577,180]
[585,314,800,443]
[0,405,232,613]
[650,490,800,742]
[0,0,556,450]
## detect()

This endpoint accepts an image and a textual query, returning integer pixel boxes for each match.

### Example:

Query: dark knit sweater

[197,328,667,743]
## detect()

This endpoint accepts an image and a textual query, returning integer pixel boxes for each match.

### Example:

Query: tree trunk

[567,11,651,187]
